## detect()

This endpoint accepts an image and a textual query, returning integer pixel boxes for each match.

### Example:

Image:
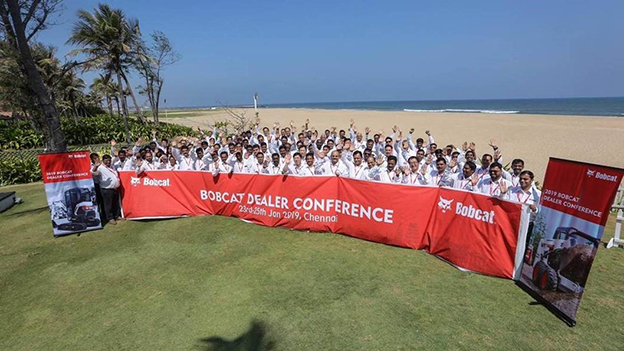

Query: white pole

[254,93,258,113]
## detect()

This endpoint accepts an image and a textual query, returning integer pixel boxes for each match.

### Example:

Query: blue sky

[37,0,624,107]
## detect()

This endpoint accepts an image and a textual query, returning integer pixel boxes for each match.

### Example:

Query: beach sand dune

[163,108,624,181]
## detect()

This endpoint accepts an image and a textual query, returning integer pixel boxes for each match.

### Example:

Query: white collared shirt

[511,186,541,221]
[477,177,512,199]
[93,164,120,189]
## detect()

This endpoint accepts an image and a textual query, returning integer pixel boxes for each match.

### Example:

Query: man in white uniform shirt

[511,170,540,222]
[320,150,349,176]
[477,162,512,199]
[91,155,121,225]
[401,156,429,186]
[194,148,208,171]
[136,151,157,174]
[371,155,401,183]
[453,161,479,191]
[282,153,307,176]
[217,151,233,174]
[110,140,133,171]
[176,145,195,171]
[229,152,247,174]
[263,153,284,175]
[426,158,453,187]
[342,151,367,179]
[511,170,541,247]
[504,159,525,188]
[303,153,320,176]
[475,154,492,180]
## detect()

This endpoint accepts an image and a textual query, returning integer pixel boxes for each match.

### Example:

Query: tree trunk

[116,71,131,143]
[106,95,113,117]
[114,96,121,116]
[70,95,78,125]
[120,71,146,124]
[5,0,66,152]
[154,79,164,125]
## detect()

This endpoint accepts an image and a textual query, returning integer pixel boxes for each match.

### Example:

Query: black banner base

[515,280,576,327]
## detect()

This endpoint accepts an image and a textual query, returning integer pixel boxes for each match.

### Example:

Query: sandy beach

[162,108,624,182]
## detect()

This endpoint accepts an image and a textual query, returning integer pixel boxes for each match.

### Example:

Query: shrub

[0,158,42,186]
[0,115,195,150]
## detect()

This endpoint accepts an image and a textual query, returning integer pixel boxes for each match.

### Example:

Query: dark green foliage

[0,115,194,150]
[0,158,41,186]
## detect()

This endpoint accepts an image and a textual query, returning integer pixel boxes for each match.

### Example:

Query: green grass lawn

[1,182,624,351]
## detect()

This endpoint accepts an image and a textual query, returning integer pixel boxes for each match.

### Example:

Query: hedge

[0,115,195,150]
[0,159,41,186]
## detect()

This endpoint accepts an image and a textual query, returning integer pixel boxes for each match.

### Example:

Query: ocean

[266,97,624,117]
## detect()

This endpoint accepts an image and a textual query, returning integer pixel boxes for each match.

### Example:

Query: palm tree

[58,70,86,124]
[90,74,114,117]
[67,4,147,142]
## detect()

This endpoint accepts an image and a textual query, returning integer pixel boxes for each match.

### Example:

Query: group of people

[90,118,541,225]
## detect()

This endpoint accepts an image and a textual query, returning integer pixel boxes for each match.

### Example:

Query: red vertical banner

[518,158,624,325]
[38,151,102,236]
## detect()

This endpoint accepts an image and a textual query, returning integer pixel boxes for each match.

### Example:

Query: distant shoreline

[158,106,623,119]
[160,96,624,118]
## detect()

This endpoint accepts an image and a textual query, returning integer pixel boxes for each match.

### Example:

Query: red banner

[539,158,622,225]
[39,151,93,183]
[519,158,624,325]
[38,151,102,236]
[119,171,528,279]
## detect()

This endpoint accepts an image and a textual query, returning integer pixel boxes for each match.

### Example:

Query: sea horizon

[165,96,624,117]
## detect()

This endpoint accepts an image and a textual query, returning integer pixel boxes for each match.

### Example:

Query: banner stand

[39,151,102,237]
[516,158,624,326]
[515,281,576,327]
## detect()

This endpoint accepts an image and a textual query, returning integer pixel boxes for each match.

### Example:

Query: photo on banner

[38,151,102,237]
[518,158,624,326]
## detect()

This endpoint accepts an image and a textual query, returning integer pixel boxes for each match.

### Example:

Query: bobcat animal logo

[130,177,141,187]
[586,169,595,177]
[438,196,454,213]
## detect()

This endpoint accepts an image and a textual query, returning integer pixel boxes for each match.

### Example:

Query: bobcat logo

[586,169,595,177]
[130,177,141,187]
[438,196,454,213]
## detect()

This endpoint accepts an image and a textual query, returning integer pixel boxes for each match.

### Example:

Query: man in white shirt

[477,162,512,199]
[453,161,479,191]
[284,153,312,176]
[176,145,195,171]
[303,153,320,176]
[511,170,541,247]
[426,158,453,187]
[511,170,540,222]
[194,148,208,171]
[371,155,401,183]
[166,156,179,170]
[136,151,157,174]
[401,156,429,186]
[320,150,349,177]
[476,154,493,180]
[342,151,367,179]
[91,155,121,225]
[217,151,233,174]
[504,159,525,188]
[110,140,133,171]
[229,152,248,174]
[263,153,283,175]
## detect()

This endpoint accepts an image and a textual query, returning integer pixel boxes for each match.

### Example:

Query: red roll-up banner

[119,171,529,279]
[38,151,102,236]
[518,158,624,326]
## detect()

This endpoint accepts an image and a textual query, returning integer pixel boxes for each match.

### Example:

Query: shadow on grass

[197,320,275,351]
[4,205,48,218]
